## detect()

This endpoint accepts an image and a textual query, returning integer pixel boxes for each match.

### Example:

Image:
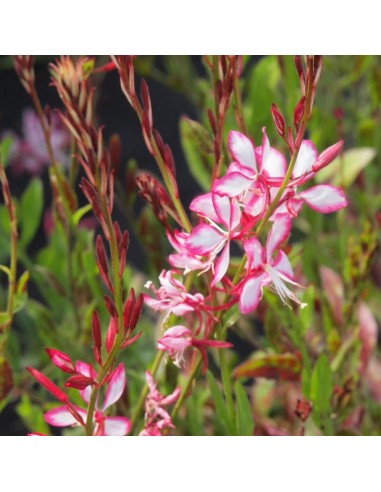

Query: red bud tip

[91,311,102,349]
[104,295,118,318]
[106,317,118,353]
[312,140,344,173]
[270,103,286,137]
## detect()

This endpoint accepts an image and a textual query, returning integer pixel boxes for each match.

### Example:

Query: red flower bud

[96,235,113,292]
[65,374,96,390]
[91,311,102,349]
[104,295,118,318]
[293,96,306,130]
[106,317,118,353]
[270,103,285,137]
[27,366,68,402]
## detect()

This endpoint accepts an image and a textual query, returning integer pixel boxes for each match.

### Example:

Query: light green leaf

[316,147,376,187]
[234,381,254,436]
[19,178,43,248]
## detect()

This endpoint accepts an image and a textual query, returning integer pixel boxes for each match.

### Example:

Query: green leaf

[72,204,92,227]
[316,147,376,187]
[19,178,43,248]
[16,394,51,435]
[0,312,11,325]
[179,116,213,191]
[234,381,254,436]
[299,286,315,334]
[17,270,29,295]
[310,353,333,428]
[0,265,11,278]
[246,56,281,141]
[0,136,14,167]
[206,370,231,434]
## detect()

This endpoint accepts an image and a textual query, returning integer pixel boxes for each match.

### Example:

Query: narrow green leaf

[0,136,14,167]
[206,370,231,434]
[19,178,43,247]
[234,381,254,436]
[72,204,92,227]
[179,117,213,191]
[310,353,333,426]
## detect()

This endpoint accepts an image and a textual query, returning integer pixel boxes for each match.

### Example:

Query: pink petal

[186,224,224,255]
[239,274,265,314]
[44,406,86,427]
[298,185,348,213]
[189,193,219,223]
[102,363,126,411]
[75,361,96,404]
[292,140,318,178]
[213,171,253,197]
[260,129,287,178]
[266,214,291,262]
[104,417,131,436]
[212,242,230,286]
[244,237,265,270]
[228,131,257,172]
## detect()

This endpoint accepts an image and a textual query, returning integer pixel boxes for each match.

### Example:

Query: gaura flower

[157,325,232,373]
[186,192,242,285]
[239,214,306,314]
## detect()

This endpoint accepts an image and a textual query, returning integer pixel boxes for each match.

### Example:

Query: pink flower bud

[312,140,344,173]
[270,103,285,137]
[45,348,75,374]
[106,317,118,353]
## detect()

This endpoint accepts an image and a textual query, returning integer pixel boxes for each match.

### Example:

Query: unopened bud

[312,140,344,173]
[270,103,286,137]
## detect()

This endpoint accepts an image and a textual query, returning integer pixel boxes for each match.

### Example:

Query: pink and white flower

[239,214,306,314]
[157,325,232,372]
[44,363,131,436]
[140,371,180,436]
[144,269,205,318]
[186,192,242,285]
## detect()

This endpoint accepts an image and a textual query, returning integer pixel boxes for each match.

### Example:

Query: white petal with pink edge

[104,417,131,436]
[298,185,348,213]
[266,214,291,262]
[213,171,253,197]
[102,363,126,411]
[212,242,230,286]
[272,250,295,279]
[292,140,318,178]
[239,274,265,314]
[44,406,86,427]
[186,224,224,255]
[244,237,265,270]
[228,131,257,171]
[260,129,287,178]
[189,193,219,223]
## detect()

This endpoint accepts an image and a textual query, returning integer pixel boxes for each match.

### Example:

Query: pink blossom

[144,269,205,318]
[239,214,306,314]
[44,363,131,436]
[186,192,242,285]
[157,325,232,372]
[3,108,70,175]
[140,371,180,436]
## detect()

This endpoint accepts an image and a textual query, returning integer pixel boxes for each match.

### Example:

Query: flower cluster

[145,129,347,368]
